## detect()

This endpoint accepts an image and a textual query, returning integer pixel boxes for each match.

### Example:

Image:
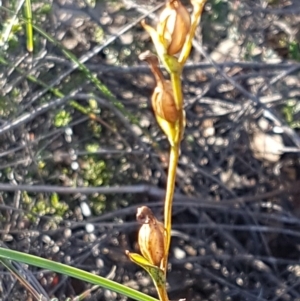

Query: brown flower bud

[152,79,179,123]
[157,0,191,55]
[139,51,179,123]
[137,206,165,267]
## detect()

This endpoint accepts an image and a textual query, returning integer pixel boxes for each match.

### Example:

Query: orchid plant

[126,1,207,301]
[0,1,206,300]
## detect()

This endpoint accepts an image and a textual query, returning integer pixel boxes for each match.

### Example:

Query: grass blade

[0,247,159,301]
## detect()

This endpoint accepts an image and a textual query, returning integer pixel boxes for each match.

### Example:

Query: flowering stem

[162,68,184,275]
[163,1,207,273]
[137,0,207,293]
[155,282,170,301]
[170,73,183,112]
[162,143,180,275]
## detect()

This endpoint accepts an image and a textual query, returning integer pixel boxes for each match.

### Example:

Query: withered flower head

[136,205,152,224]
[157,0,191,55]
[136,206,165,267]
[139,51,180,123]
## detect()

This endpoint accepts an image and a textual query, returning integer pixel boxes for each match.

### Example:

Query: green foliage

[82,158,109,187]
[69,144,112,214]
[0,16,22,48]
[31,193,68,217]
[282,99,300,129]
[50,193,69,215]
[93,26,105,44]
[88,98,100,113]
[88,120,102,138]
[54,110,72,127]
[81,144,111,188]
[86,143,100,153]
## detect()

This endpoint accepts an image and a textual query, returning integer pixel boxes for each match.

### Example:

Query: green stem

[162,144,180,275]
[162,66,184,276]
[161,0,207,275]
[24,0,34,52]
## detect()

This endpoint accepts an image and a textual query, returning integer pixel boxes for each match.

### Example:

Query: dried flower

[139,51,186,146]
[157,0,191,55]
[152,78,179,123]
[139,51,179,123]
[137,206,165,267]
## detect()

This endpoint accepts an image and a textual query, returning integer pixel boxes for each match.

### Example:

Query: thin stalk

[170,73,183,110]
[162,144,180,275]
[0,258,44,301]
[162,0,206,274]
[162,70,184,275]
[24,0,33,52]
[156,284,170,301]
